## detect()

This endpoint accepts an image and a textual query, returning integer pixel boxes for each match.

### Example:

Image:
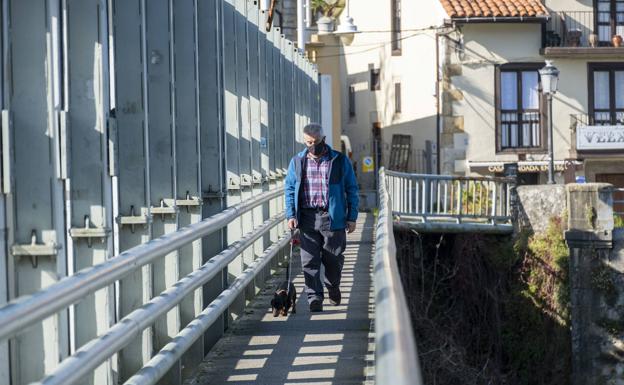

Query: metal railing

[0,188,287,385]
[544,11,595,48]
[374,168,423,385]
[543,10,624,48]
[385,170,513,227]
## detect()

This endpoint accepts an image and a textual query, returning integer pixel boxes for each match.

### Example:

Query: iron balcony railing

[0,188,287,385]
[543,10,624,48]
[385,170,513,227]
[375,168,423,385]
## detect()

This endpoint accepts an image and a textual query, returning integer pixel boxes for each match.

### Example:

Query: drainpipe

[297,0,305,49]
[305,0,312,28]
[435,31,441,175]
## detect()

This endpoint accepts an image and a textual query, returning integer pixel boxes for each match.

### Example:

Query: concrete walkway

[187,214,375,385]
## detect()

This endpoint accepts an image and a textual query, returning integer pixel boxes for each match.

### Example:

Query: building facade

[439,0,624,186]
[306,0,447,207]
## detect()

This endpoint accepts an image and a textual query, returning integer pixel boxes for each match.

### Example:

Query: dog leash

[286,229,296,296]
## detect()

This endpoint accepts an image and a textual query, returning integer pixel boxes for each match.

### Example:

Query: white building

[306,0,447,206]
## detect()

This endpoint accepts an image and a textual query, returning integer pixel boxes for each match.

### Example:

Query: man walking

[285,123,359,312]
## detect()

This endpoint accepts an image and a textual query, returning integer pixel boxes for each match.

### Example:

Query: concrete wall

[565,183,623,385]
[516,185,567,233]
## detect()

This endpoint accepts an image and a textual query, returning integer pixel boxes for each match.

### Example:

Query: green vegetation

[398,215,571,385]
[502,216,571,384]
[311,0,345,18]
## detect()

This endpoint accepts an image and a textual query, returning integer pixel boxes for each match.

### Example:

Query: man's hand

[346,221,356,234]
[288,218,298,230]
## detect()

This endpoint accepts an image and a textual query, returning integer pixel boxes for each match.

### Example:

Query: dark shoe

[309,299,323,312]
[328,288,341,306]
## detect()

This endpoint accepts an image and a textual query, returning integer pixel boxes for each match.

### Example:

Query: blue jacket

[285,146,359,231]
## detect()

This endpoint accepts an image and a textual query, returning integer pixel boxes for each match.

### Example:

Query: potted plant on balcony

[312,0,345,34]
[589,33,599,48]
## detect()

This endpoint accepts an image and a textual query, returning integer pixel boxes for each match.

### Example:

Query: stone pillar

[565,183,623,384]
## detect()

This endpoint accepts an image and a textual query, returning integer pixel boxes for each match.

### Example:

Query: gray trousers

[298,208,346,303]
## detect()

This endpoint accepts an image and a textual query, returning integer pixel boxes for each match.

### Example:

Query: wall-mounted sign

[469,161,579,174]
[577,125,624,150]
[362,156,374,173]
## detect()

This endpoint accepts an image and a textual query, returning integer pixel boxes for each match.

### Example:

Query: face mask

[308,138,325,156]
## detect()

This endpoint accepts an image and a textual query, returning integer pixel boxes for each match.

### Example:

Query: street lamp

[539,60,560,184]
[334,0,359,45]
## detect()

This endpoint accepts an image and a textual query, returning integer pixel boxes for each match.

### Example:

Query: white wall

[449,22,608,175]
[339,0,446,190]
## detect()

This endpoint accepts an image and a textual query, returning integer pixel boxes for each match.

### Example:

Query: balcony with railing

[542,10,624,57]
[570,113,624,154]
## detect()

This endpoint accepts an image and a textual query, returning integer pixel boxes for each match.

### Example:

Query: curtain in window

[501,72,517,109]
[594,71,610,110]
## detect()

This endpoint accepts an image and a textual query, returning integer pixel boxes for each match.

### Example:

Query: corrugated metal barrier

[0,0,319,383]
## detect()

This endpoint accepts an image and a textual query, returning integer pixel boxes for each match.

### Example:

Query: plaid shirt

[302,151,331,209]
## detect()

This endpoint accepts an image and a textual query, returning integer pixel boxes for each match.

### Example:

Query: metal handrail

[374,167,423,385]
[0,187,283,342]
[37,213,287,385]
[385,169,513,225]
[124,234,291,385]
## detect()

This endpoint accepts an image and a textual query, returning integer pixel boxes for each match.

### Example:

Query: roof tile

[440,0,548,19]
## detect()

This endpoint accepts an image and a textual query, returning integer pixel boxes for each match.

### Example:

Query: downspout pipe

[297,0,305,49]
[435,31,441,175]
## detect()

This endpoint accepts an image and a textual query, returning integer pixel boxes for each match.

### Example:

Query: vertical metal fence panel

[0,1,8,381]
[247,3,264,274]
[221,0,244,326]
[64,0,114,384]
[287,43,295,155]
[275,30,286,236]
[197,0,227,355]
[172,0,204,380]
[6,0,68,382]
[234,0,255,289]
[267,26,280,254]
[258,10,271,258]
[112,0,153,379]
[145,4,181,372]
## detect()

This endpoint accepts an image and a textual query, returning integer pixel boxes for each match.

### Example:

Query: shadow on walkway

[186,214,375,385]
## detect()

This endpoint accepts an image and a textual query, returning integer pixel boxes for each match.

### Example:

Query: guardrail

[374,168,423,385]
[385,169,513,231]
[0,188,287,385]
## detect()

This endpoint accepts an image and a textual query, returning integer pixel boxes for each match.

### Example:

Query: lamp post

[539,60,560,184]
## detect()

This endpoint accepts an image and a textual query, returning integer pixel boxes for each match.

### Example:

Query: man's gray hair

[303,123,324,138]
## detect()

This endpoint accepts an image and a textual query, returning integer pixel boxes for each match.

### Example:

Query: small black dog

[271,281,297,317]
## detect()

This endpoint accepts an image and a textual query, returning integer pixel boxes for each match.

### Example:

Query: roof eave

[446,15,550,24]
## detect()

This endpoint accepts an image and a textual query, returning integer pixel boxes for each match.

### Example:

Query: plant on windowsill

[613,34,623,47]
[311,0,345,34]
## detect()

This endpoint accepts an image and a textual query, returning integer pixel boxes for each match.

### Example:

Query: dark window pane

[349,85,356,117]
[370,69,380,91]
[395,83,401,113]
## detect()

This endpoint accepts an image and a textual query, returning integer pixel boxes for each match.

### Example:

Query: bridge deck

[186,215,375,385]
